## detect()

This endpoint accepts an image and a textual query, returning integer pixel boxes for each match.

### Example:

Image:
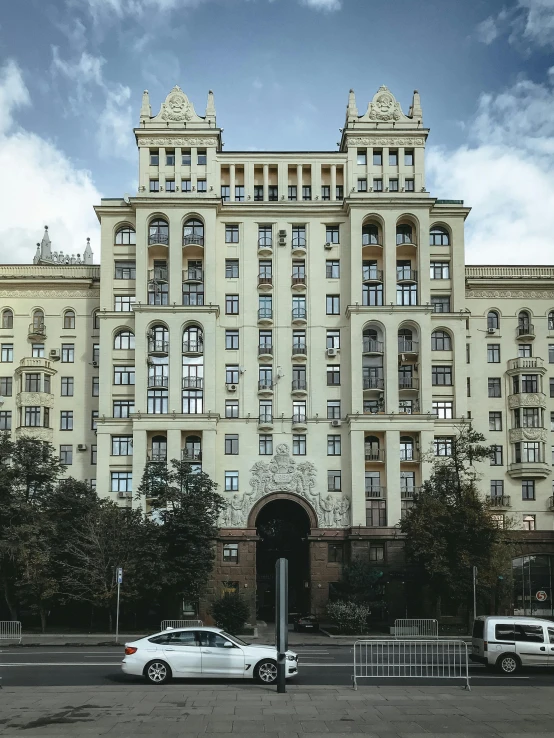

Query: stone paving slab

[0,685,553,737]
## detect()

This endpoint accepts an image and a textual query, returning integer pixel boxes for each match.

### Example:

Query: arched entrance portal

[255,498,312,621]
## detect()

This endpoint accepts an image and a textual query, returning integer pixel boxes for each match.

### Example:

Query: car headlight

[287,655,296,661]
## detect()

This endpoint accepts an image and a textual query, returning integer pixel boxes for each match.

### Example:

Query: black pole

[275,558,288,694]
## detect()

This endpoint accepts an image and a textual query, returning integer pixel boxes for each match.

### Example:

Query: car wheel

[144,660,172,685]
[497,654,520,675]
[255,659,278,684]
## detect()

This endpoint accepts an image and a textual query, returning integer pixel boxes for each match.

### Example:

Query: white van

[472,615,554,673]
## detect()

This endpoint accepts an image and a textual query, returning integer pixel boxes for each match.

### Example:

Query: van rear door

[514,623,549,666]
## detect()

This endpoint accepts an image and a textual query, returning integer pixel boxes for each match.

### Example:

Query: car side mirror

[223,641,234,648]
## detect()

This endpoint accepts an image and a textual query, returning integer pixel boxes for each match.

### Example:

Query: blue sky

[1,0,554,263]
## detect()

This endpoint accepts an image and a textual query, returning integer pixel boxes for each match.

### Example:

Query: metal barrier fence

[353,639,470,690]
[160,619,203,630]
[0,621,22,643]
[393,618,439,638]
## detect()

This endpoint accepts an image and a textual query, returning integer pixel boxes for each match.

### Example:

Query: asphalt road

[3,645,554,687]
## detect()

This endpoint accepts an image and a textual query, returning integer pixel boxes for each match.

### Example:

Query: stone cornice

[346,304,432,318]
[131,303,220,317]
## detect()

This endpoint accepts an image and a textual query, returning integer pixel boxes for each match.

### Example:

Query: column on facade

[133,313,147,416]
[245,162,254,200]
[350,426,367,526]
[96,426,112,498]
[229,164,236,203]
[263,164,269,202]
[384,317,400,413]
[200,426,217,486]
[419,428,435,486]
[169,324,182,414]
[166,427,181,465]
[296,164,302,200]
[278,162,287,201]
[169,212,183,305]
[382,213,397,311]
[330,164,337,202]
[385,429,401,525]
[417,317,432,414]
[134,210,149,305]
[131,428,148,510]
[190,147,198,190]
[311,163,321,201]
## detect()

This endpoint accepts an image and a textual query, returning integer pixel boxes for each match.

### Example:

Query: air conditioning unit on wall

[226,383,237,392]
[326,348,338,357]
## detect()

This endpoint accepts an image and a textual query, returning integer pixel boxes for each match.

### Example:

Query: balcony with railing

[257,308,273,325]
[363,376,384,391]
[183,268,203,282]
[362,269,384,284]
[257,238,273,256]
[292,344,307,359]
[149,230,169,246]
[182,340,203,355]
[258,344,273,359]
[183,234,204,247]
[148,374,169,388]
[258,276,273,290]
[364,447,385,463]
[291,379,308,395]
[396,268,418,283]
[291,236,307,255]
[507,357,544,372]
[182,376,203,390]
[147,451,167,463]
[28,322,46,341]
[487,495,511,508]
[291,307,307,325]
[148,339,169,355]
[398,376,419,391]
[365,485,386,499]
[363,339,384,354]
[258,413,273,430]
[401,487,419,499]
[291,275,307,290]
[516,323,535,340]
[182,448,202,461]
[292,413,307,430]
[398,339,419,355]
[149,267,168,282]
[258,380,273,395]
[399,400,420,414]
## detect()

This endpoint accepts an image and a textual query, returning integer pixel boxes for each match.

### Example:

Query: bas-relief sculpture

[220,443,351,529]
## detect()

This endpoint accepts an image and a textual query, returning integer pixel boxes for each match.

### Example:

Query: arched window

[149,218,169,245]
[2,309,13,329]
[396,224,413,245]
[549,311,554,331]
[151,435,167,462]
[93,310,100,331]
[400,436,415,461]
[63,310,75,329]
[115,225,136,245]
[32,309,44,329]
[183,218,204,246]
[149,325,169,353]
[518,311,531,331]
[364,435,380,461]
[487,311,499,331]
[114,330,135,350]
[430,226,450,246]
[184,434,202,461]
[362,224,379,245]
[431,330,452,351]
[398,328,415,352]
[183,325,203,353]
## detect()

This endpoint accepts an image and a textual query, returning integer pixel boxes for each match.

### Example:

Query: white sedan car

[122,626,299,685]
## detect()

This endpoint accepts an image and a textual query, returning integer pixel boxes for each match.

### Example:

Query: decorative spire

[41,225,52,260]
[33,242,41,265]
[140,90,151,121]
[346,88,358,122]
[205,89,216,123]
[83,237,93,265]
[409,89,423,122]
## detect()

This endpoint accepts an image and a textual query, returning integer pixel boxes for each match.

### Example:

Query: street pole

[472,565,478,622]
[115,567,123,644]
[275,558,288,694]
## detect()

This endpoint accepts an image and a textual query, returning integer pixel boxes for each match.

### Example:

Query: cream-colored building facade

[2,84,554,616]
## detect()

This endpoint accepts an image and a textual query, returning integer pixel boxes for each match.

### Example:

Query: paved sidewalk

[0,684,553,736]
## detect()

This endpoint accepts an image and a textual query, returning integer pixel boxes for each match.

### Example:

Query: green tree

[211,591,250,634]
[400,424,513,620]
[332,559,386,611]
[137,459,224,615]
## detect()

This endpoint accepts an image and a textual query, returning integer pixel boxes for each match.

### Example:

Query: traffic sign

[117,567,123,584]
[536,590,548,602]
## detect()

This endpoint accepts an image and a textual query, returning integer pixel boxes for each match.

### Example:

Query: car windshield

[220,631,248,646]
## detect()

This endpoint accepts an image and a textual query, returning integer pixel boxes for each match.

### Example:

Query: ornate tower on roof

[33,226,94,265]
[341,85,428,193]
[135,86,221,195]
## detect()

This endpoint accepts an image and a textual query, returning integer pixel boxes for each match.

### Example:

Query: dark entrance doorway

[255,499,311,621]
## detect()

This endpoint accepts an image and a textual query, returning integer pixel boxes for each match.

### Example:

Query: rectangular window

[370,544,385,561]
[490,445,503,466]
[432,366,453,386]
[235,185,244,202]
[434,437,453,456]
[225,259,239,278]
[389,150,398,166]
[149,179,159,192]
[551,378,554,398]
[0,411,11,430]
[225,434,239,455]
[197,150,207,165]
[288,185,297,201]
[327,400,341,419]
[327,434,341,455]
[112,436,133,455]
[225,330,239,350]
[430,262,450,279]
[253,185,263,201]
[523,514,536,531]
[225,224,239,243]
[223,543,239,563]
[490,480,504,497]
[326,295,340,315]
[373,149,382,165]
[165,179,175,192]
[302,185,311,200]
[225,295,239,314]
[225,400,239,418]
[226,365,239,384]
[114,365,135,385]
[326,225,339,244]
[114,296,135,312]
[221,185,230,202]
[321,185,330,201]
[165,150,175,166]
[357,149,367,165]
[114,261,136,280]
[357,178,367,192]
[404,149,414,166]
[522,480,535,500]
[328,543,344,563]
[327,365,341,386]
[25,373,40,392]
[366,501,387,527]
[91,410,98,430]
[197,179,207,193]
[389,178,399,191]
[519,344,532,358]
[60,445,73,465]
[292,434,306,456]
[149,150,159,165]
[60,410,73,431]
[326,260,340,279]
[328,470,341,491]
[1,344,13,362]
[92,377,99,396]
[336,185,344,199]
[259,434,273,456]
[268,186,278,201]
[24,406,40,426]
[32,344,44,358]
[432,400,453,419]
[113,400,134,418]
[326,330,340,349]
[405,178,415,191]
[489,411,502,431]
[373,178,383,192]
[225,471,239,491]
[60,376,74,397]
[488,378,501,398]
[111,471,132,493]
[431,296,451,313]
[487,344,501,363]
[181,150,191,166]
[292,225,306,247]
[0,377,12,396]
[181,179,191,192]
[61,344,74,363]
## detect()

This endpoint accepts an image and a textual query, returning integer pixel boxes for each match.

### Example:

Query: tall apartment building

[2,84,553,618]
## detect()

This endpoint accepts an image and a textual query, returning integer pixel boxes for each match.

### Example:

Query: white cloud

[0,60,101,264]
[427,72,554,264]
[476,16,500,44]
[301,0,341,10]
[477,0,554,49]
